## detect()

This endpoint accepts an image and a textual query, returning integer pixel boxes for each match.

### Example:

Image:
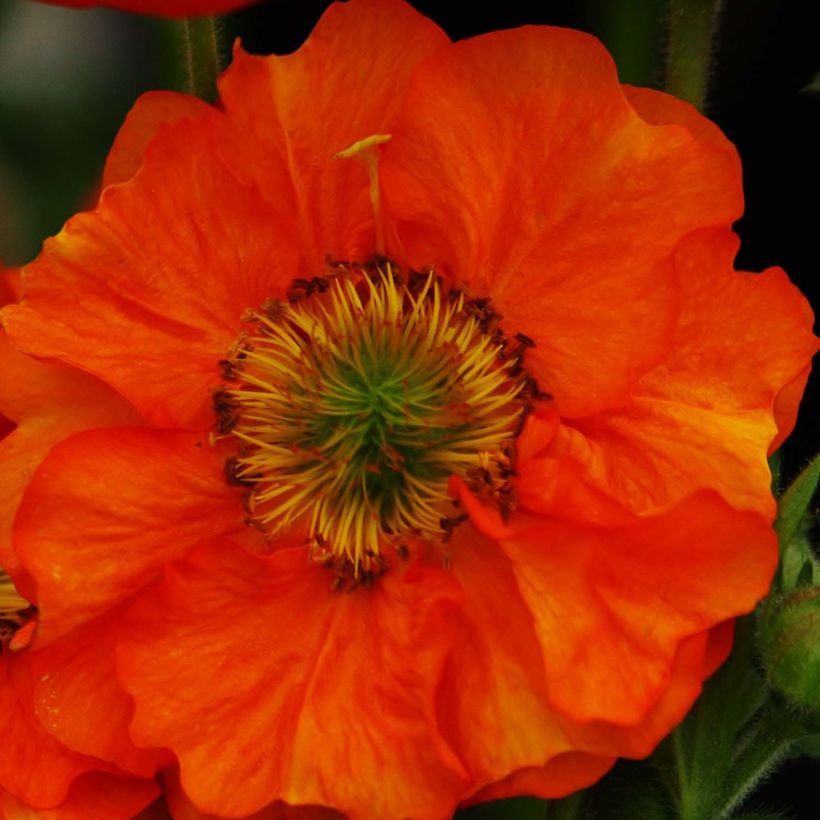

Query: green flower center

[217,263,539,585]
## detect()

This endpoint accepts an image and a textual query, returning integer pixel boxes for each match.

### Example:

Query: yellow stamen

[218,263,542,585]
[0,568,35,653]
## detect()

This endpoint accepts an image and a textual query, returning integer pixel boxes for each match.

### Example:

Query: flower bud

[759,579,820,709]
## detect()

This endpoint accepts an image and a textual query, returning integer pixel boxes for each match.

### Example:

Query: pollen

[216,263,544,584]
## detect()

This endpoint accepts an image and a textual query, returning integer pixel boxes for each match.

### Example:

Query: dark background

[0,0,817,816]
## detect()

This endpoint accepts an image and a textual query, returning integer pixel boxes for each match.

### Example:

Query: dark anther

[225,456,255,487]
[218,359,238,380]
[213,388,240,434]
[514,332,536,348]
[439,512,469,542]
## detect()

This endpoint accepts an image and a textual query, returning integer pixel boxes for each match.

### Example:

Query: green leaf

[793,733,820,757]
[774,455,820,553]
[666,618,768,820]
[712,702,810,818]
[796,559,815,587]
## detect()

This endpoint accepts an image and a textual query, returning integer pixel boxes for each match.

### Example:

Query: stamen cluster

[0,569,35,653]
[216,263,540,583]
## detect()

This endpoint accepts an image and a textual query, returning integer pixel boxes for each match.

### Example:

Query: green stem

[665,0,723,111]
[179,17,220,102]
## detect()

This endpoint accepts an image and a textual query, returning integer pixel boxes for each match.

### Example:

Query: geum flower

[0,0,816,816]
[0,270,161,820]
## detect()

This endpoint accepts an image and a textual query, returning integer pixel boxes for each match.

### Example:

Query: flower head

[0,0,816,816]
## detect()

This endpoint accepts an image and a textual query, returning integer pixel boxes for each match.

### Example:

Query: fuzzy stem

[666,0,722,111]
[179,16,220,102]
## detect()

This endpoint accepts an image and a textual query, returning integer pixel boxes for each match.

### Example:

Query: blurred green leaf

[456,796,546,820]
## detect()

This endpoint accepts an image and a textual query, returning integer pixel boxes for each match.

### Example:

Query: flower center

[216,263,543,586]
[0,568,35,653]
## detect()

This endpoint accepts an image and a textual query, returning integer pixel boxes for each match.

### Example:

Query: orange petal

[566,630,711,760]
[164,767,344,820]
[465,753,615,804]
[497,494,776,725]
[0,335,140,577]
[0,770,158,820]
[31,613,169,778]
[770,363,812,455]
[214,0,448,273]
[117,541,469,819]
[554,229,817,519]
[437,525,608,795]
[702,619,735,679]
[382,26,743,418]
[2,118,299,429]
[0,653,107,809]
[102,91,213,189]
[14,428,244,643]
[624,84,739,154]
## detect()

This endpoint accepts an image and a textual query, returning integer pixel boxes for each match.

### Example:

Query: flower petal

[0,336,140,578]
[213,0,448,274]
[102,91,214,189]
[497,494,776,724]
[164,767,344,820]
[32,614,169,778]
[0,770,159,820]
[437,525,614,795]
[14,428,243,642]
[549,230,817,518]
[466,753,615,804]
[382,26,743,417]
[0,654,107,809]
[2,118,299,429]
[117,541,469,819]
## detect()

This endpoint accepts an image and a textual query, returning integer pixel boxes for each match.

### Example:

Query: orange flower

[36,0,252,16]
[1,0,817,817]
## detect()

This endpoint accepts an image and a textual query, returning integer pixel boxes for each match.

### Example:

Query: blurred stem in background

[666,0,723,110]
[179,15,220,102]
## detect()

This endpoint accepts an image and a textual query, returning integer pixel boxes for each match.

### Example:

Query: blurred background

[0,1,817,812]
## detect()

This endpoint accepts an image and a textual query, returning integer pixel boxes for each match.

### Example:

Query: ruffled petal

[466,753,615,804]
[164,768,344,819]
[624,85,739,152]
[436,525,614,796]
[770,364,812,455]
[496,494,775,725]
[547,230,817,518]
[14,428,244,642]
[31,614,169,777]
[0,771,159,820]
[2,118,299,429]
[566,630,711,760]
[0,335,140,577]
[117,541,469,819]
[382,26,744,417]
[214,0,448,272]
[0,654,109,809]
[102,91,214,189]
